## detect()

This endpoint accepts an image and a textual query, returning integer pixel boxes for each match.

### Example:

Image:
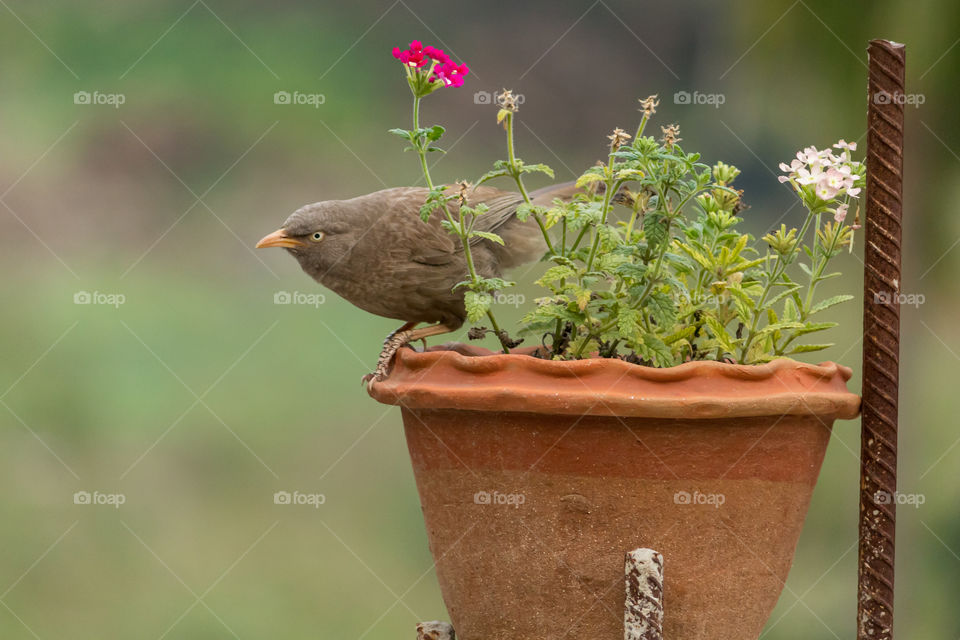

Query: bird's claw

[365,329,415,388]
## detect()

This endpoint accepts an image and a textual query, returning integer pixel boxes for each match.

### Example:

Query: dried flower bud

[638,95,659,118]
[608,127,632,151]
[660,124,681,148]
[496,89,519,112]
[456,180,472,204]
[613,187,637,207]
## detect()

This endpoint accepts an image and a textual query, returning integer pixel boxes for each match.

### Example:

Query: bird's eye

[310,231,325,242]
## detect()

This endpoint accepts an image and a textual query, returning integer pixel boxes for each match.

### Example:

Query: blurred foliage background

[0,1,957,638]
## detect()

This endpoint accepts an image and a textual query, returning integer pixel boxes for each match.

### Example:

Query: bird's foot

[371,329,415,382]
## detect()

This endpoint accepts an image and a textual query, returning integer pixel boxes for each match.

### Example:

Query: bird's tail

[489,181,583,271]
[529,181,580,206]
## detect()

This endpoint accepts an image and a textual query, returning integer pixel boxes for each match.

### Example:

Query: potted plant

[368,40,862,640]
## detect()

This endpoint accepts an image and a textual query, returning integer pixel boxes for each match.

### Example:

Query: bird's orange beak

[256,229,304,249]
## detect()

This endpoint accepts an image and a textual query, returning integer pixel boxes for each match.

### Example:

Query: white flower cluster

[779,140,863,223]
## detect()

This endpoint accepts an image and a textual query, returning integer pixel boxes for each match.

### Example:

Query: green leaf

[640,334,674,367]
[616,168,645,180]
[614,262,647,280]
[476,168,509,185]
[676,242,713,270]
[663,325,696,345]
[787,343,834,354]
[783,297,799,323]
[426,125,445,141]
[520,163,555,178]
[536,265,577,287]
[575,172,604,188]
[477,277,514,291]
[704,315,737,354]
[644,212,669,250]
[388,128,413,140]
[808,294,854,315]
[766,284,802,310]
[573,287,592,311]
[516,203,546,222]
[617,307,643,342]
[646,290,678,329]
[464,291,492,323]
[470,230,505,245]
[790,321,838,336]
[755,321,805,340]
[419,198,443,222]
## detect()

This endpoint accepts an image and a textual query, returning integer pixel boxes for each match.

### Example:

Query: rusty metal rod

[858,39,904,640]
[416,621,455,640]
[624,548,664,640]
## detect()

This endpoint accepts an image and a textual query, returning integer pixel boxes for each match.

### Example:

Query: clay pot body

[369,348,860,640]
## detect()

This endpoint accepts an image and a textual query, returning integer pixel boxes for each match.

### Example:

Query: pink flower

[824,167,849,191]
[815,181,839,200]
[392,40,469,89]
[424,45,450,64]
[433,61,469,87]
[834,203,849,223]
[392,40,428,67]
[780,139,863,204]
[796,162,825,186]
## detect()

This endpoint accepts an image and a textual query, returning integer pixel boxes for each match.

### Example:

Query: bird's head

[255,201,353,278]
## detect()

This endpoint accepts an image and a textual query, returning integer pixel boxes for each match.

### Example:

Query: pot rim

[368,345,861,420]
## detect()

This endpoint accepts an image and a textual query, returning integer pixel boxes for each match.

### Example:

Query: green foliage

[394,84,862,365]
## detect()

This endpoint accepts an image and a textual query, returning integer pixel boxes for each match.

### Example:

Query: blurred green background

[1,1,957,638]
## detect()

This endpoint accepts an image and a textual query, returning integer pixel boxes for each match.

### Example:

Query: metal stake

[858,38,904,640]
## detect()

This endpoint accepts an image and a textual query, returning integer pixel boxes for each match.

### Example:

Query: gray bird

[256,183,574,380]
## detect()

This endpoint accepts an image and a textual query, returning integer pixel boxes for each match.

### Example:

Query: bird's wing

[463,186,525,247]
[382,188,459,267]
[404,186,523,265]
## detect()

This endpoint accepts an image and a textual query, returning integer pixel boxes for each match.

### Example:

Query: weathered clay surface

[369,346,860,421]
[368,347,861,640]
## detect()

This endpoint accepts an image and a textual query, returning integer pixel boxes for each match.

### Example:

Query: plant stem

[413,96,434,190]
[738,209,818,361]
[411,90,508,352]
[585,171,617,272]
[505,112,555,254]
[776,217,843,355]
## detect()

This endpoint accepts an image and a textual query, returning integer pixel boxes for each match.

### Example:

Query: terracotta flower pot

[368,346,860,640]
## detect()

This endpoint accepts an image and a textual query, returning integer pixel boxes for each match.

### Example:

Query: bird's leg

[360,322,416,386]
[371,322,456,383]
[385,321,417,343]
